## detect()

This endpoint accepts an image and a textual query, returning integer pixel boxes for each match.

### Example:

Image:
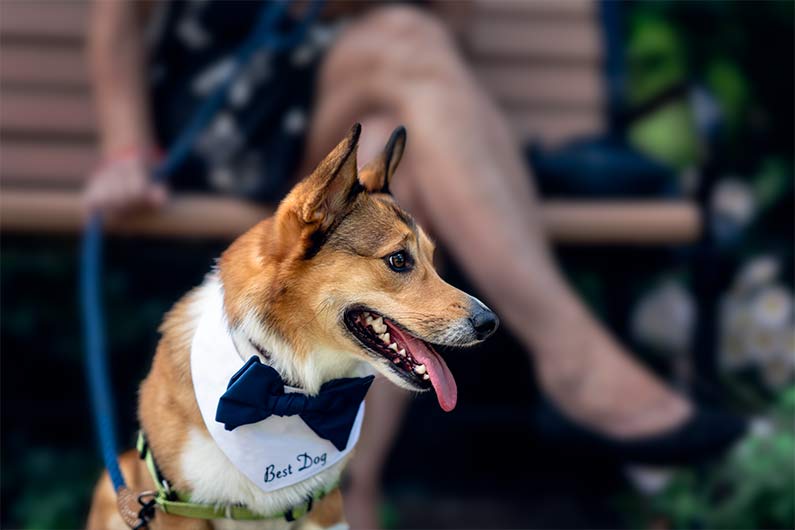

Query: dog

[87,124,498,530]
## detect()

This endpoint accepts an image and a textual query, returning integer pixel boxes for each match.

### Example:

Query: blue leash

[81,0,323,495]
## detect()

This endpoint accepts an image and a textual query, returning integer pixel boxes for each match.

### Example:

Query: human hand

[84,148,168,219]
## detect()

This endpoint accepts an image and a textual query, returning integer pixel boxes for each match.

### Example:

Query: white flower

[719,260,794,379]
[626,466,673,495]
[632,280,695,355]
[734,255,780,294]
[750,285,793,329]
[711,178,756,226]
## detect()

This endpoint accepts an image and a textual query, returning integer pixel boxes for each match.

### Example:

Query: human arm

[84,0,167,217]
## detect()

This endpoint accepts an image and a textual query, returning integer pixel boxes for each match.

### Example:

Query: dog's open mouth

[344,308,458,412]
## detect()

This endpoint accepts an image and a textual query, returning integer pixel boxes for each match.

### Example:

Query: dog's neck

[225,294,365,395]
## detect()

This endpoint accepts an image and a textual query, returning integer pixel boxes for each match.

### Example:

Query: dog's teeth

[379,332,390,344]
[365,315,374,325]
[414,364,426,375]
[388,343,398,352]
[398,348,406,357]
[372,317,386,334]
[423,373,430,380]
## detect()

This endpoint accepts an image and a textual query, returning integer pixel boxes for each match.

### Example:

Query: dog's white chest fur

[180,278,356,526]
[179,427,349,530]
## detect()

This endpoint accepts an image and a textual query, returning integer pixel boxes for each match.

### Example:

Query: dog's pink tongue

[402,334,458,412]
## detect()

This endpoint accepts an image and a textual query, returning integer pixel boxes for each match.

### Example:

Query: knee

[368,5,452,50]
[328,6,461,86]
[370,6,459,79]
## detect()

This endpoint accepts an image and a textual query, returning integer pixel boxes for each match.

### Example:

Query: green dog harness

[135,431,336,522]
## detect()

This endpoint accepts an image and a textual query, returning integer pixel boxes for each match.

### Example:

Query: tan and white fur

[87,124,497,530]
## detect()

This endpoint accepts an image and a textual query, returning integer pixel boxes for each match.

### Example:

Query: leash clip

[133,491,158,530]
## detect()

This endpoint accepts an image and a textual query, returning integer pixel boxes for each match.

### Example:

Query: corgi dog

[87,124,498,530]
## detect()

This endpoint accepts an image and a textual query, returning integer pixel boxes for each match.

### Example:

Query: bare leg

[305,6,691,528]
[306,5,690,436]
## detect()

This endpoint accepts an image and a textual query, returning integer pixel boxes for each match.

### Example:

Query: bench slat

[476,64,602,107]
[0,53,603,111]
[0,2,598,62]
[0,87,597,145]
[0,2,599,63]
[0,105,602,189]
[512,109,603,145]
[0,190,701,244]
[473,0,595,18]
[0,44,86,87]
[0,0,87,41]
[0,140,96,185]
[0,56,601,121]
[469,17,602,62]
[0,90,95,136]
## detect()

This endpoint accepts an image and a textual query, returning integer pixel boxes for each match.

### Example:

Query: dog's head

[220,124,497,411]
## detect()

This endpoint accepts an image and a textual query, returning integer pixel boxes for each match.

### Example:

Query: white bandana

[190,283,365,492]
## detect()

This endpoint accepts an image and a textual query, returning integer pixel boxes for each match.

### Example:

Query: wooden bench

[0,0,700,244]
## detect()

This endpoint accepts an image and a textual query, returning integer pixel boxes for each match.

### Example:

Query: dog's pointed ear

[270,124,362,260]
[290,123,362,230]
[358,126,406,194]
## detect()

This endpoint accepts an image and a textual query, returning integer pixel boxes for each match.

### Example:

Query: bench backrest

[0,0,604,190]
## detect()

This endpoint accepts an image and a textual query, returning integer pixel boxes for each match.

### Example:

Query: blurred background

[1,0,793,529]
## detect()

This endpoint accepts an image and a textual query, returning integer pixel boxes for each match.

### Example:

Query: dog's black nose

[470,303,499,340]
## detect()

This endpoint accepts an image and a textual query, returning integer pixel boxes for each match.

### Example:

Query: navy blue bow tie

[215,357,374,451]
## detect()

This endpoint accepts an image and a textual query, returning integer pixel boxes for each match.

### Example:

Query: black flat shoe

[533,400,747,465]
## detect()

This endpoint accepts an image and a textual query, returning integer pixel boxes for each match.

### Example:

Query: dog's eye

[386,251,411,272]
